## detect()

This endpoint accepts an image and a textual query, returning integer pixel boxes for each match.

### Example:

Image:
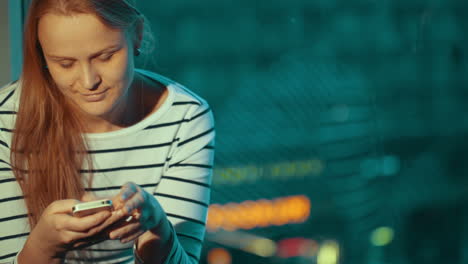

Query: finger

[119,182,139,202]
[86,210,126,236]
[72,236,107,250]
[112,183,138,211]
[120,229,146,244]
[79,212,123,239]
[70,230,109,248]
[57,229,103,245]
[120,191,145,215]
[64,210,112,232]
[100,209,141,237]
[125,210,142,223]
[109,221,142,240]
[49,199,82,214]
[131,196,160,230]
[121,182,138,200]
[73,240,90,249]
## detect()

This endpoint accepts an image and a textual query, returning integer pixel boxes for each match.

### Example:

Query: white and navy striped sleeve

[151,100,215,264]
[0,127,18,264]
[0,83,27,264]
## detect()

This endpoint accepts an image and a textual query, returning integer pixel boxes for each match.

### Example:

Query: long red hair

[12,0,151,228]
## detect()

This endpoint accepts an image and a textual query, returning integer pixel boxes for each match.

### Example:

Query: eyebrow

[46,45,121,60]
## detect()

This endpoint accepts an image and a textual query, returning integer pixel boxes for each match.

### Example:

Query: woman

[0,0,215,263]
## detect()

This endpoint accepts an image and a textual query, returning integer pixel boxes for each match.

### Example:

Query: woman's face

[38,13,136,122]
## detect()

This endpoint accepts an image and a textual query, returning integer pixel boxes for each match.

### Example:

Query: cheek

[106,67,130,84]
[48,69,74,92]
[112,52,133,82]
[99,55,133,86]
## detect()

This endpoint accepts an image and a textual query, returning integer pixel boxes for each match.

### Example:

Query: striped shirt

[0,69,215,263]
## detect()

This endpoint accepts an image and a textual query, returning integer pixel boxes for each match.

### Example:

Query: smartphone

[72,199,113,217]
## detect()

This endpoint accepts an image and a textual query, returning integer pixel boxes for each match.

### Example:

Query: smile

[81,89,108,102]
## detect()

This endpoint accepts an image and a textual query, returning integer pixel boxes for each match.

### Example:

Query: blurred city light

[207,195,310,232]
[206,230,277,258]
[207,248,232,264]
[317,240,340,264]
[277,237,319,258]
[370,226,394,247]
[360,155,400,178]
[213,159,325,185]
[243,238,277,257]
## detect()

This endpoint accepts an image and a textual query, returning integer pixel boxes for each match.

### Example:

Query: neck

[82,78,145,133]
[79,72,167,134]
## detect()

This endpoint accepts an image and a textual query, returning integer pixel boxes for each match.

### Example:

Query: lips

[81,89,108,102]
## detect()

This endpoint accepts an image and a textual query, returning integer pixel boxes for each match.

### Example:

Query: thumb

[48,199,82,214]
[81,192,99,202]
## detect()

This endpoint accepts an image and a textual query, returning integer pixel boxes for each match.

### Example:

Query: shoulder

[167,81,214,132]
[170,84,212,122]
[0,80,20,147]
[137,69,212,119]
[0,81,20,129]
[137,70,215,137]
[0,80,20,110]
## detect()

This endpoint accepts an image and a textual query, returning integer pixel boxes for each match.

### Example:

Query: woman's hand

[107,182,166,244]
[20,199,118,261]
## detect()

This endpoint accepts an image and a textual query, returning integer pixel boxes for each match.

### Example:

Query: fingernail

[111,232,119,240]
[121,191,131,200]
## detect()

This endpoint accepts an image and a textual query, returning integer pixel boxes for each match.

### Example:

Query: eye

[59,61,74,69]
[99,53,114,61]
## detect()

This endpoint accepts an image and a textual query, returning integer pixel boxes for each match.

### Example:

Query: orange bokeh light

[207,195,311,232]
[207,248,232,264]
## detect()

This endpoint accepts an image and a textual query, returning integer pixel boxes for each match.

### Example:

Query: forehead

[38,13,126,56]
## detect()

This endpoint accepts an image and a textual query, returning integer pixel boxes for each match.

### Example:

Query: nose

[80,64,101,90]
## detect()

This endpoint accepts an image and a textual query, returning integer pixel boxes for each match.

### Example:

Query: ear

[133,17,144,50]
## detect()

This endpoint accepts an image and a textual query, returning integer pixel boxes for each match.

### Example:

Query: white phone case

[72,199,113,217]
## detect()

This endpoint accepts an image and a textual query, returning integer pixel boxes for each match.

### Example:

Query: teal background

[138,0,467,263]
[8,0,468,263]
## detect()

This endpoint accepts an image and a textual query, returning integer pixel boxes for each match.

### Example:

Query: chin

[79,104,113,119]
